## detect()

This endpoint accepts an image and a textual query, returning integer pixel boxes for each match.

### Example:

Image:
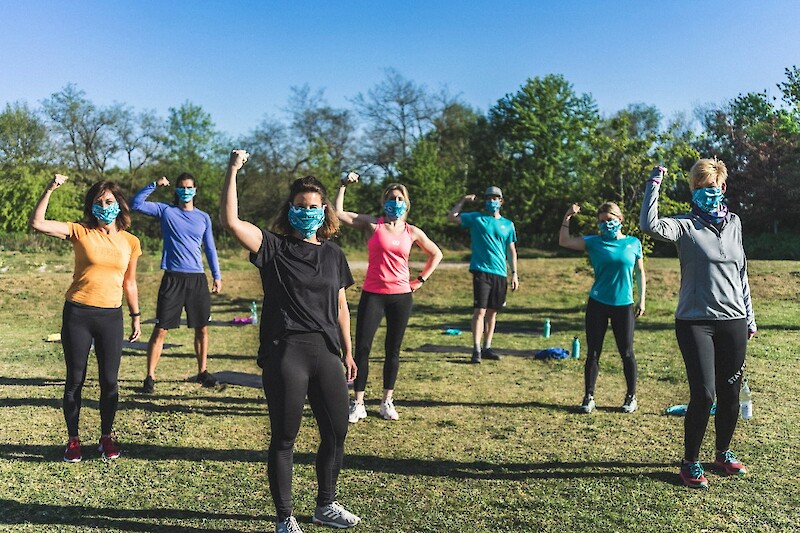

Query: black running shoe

[142,375,155,394]
[470,350,482,364]
[197,371,218,387]
[482,347,501,360]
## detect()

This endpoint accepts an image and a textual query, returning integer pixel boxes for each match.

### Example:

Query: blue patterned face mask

[485,199,501,213]
[383,199,407,220]
[599,219,622,240]
[176,187,196,203]
[92,202,120,225]
[692,187,724,214]
[288,204,325,239]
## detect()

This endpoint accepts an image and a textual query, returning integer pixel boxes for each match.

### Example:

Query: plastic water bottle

[571,337,580,359]
[740,378,752,419]
[543,319,551,338]
[250,301,258,325]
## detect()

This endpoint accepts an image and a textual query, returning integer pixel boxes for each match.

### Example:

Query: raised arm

[130,177,169,217]
[29,174,71,239]
[447,194,476,225]
[634,257,646,318]
[220,150,263,253]
[639,166,683,242]
[409,226,444,292]
[559,204,586,251]
[334,172,377,229]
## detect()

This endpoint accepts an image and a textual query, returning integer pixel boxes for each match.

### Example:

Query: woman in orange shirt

[30,174,142,462]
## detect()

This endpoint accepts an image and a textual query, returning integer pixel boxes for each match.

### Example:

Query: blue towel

[534,347,570,360]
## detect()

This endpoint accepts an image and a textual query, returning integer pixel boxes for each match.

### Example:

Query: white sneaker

[348,400,367,423]
[622,394,638,413]
[276,515,303,533]
[579,395,595,414]
[379,399,399,421]
[312,501,361,528]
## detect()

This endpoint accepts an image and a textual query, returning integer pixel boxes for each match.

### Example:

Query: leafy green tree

[0,166,81,233]
[156,102,227,217]
[472,75,599,245]
[695,89,799,234]
[42,84,122,185]
[397,102,479,244]
[0,102,50,169]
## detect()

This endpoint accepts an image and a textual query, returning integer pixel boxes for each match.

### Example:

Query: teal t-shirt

[461,212,517,277]
[584,235,642,306]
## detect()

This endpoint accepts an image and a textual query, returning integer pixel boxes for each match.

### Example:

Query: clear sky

[1,1,798,139]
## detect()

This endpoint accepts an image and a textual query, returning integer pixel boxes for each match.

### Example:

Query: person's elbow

[446,214,459,225]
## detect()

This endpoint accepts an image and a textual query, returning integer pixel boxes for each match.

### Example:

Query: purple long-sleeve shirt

[131,182,221,280]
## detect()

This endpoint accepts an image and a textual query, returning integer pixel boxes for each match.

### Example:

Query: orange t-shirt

[65,222,142,308]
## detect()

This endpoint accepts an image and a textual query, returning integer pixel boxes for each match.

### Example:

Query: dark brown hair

[83,181,132,231]
[174,172,197,205]
[272,176,339,239]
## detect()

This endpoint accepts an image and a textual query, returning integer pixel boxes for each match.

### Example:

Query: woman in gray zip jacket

[640,159,756,490]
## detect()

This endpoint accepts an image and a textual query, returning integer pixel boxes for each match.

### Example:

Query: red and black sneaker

[679,460,709,489]
[713,449,747,475]
[63,437,82,463]
[98,435,120,460]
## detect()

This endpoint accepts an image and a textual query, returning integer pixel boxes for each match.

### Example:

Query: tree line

[1,67,799,256]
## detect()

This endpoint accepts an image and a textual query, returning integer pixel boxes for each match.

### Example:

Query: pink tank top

[362,218,413,294]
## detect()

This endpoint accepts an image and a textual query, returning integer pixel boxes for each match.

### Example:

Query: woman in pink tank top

[336,173,443,422]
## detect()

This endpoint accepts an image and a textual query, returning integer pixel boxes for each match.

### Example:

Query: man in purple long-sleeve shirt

[131,173,222,393]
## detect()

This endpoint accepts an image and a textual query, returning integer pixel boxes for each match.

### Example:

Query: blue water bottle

[543,319,551,338]
[571,336,580,359]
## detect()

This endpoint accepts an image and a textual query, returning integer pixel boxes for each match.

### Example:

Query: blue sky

[1,1,799,139]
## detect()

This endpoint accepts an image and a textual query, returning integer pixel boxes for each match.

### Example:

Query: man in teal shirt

[448,186,519,363]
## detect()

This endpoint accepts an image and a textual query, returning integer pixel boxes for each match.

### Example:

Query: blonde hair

[382,183,411,209]
[598,201,623,221]
[689,158,728,191]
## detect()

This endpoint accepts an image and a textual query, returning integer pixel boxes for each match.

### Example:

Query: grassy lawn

[1,249,798,532]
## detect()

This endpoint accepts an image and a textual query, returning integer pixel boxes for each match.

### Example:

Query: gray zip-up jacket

[639,180,756,332]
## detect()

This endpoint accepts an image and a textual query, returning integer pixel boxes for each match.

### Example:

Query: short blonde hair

[689,158,728,191]
[598,201,623,221]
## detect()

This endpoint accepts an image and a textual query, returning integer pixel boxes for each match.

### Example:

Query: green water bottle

[571,337,580,359]
[250,301,258,325]
[543,319,551,338]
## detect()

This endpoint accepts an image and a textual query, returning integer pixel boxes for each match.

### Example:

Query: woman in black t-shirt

[221,150,361,533]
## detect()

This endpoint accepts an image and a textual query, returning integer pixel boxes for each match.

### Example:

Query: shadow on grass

[0,498,271,532]
[122,351,256,362]
[0,444,678,484]
[0,395,265,417]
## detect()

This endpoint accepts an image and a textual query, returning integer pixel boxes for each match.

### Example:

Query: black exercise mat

[213,370,262,388]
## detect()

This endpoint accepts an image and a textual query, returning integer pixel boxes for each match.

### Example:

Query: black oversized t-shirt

[249,230,354,366]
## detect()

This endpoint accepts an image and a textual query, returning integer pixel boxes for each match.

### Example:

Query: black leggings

[584,297,637,397]
[262,332,350,521]
[353,291,413,392]
[61,301,124,437]
[675,319,747,461]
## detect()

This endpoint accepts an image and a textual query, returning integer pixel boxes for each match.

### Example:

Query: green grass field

[1,250,799,532]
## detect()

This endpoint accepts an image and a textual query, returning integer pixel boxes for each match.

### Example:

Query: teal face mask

[176,187,196,203]
[383,199,407,220]
[599,219,621,240]
[92,202,120,225]
[288,204,325,238]
[485,199,501,213]
[692,187,724,213]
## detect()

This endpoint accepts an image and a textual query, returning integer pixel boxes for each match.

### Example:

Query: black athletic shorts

[472,271,507,310]
[155,272,211,330]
